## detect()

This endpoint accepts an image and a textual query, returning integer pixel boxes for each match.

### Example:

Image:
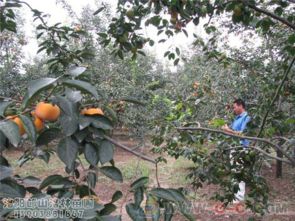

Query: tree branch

[103,135,156,164]
[243,1,295,30]
[257,57,295,137]
[287,0,295,4]
[250,145,291,164]
[176,126,295,165]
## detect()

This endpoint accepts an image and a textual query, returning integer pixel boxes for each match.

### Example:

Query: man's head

[233,99,246,115]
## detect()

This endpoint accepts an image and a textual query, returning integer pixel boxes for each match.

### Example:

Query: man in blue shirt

[221,99,251,203]
[222,99,251,147]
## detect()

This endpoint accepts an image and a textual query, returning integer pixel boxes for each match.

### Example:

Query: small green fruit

[233,5,242,16]
[126,9,135,18]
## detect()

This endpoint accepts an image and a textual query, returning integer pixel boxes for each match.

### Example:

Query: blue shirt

[230,111,251,147]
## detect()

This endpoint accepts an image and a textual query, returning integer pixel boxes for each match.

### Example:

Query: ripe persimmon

[7,116,25,135]
[35,102,60,122]
[31,111,44,132]
[81,108,104,116]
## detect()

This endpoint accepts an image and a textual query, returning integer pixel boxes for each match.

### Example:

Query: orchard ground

[4,132,295,221]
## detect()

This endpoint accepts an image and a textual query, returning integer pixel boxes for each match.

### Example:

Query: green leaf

[67,66,87,77]
[63,79,99,99]
[168,53,175,60]
[274,6,283,16]
[39,174,73,190]
[57,137,79,170]
[0,179,26,198]
[117,50,124,60]
[134,187,144,208]
[137,50,146,56]
[209,118,226,127]
[93,7,105,15]
[164,51,170,57]
[111,191,123,203]
[174,58,180,66]
[0,101,12,117]
[92,116,113,130]
[36,128,61,146]
[179,203,195,221]
[0,120,21,147]
[79,115,92,129]
[288,34,295,44]
[76,184,96,197]
[22,176,41,186]
[26,186,41,195]
[90,128,105,139]
[84,143,99,166]
[193,17,199,25]
[74,128,89,143]
[98,32,108,38]
[22,78,57,108]
[100,203,117,216]
[54,96,79,136]
[100,166,123,182]
[36,32,44,39]
[19,115,36,143]
[166,188,187,202]
[0,155,9,166]
[0,131,7,151]
[87,171,97,189]
[126,203,146,221]
[150,188,186,202]
[79,115,113,130]
[150,188,174,202]
[175,47,180,55]
[0,165,12,180]
[59,113,79,136]
[164,203,174,221]
[99,140,114,164]
[131,177,149,190]
[54,95,76,116]
[5,3,22,8]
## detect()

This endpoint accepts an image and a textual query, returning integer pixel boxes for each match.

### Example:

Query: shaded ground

[3,136,295,221]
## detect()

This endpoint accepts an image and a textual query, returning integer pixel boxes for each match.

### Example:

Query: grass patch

[119,160,151,180]
[157,156,195,186]
[5,151,65,178]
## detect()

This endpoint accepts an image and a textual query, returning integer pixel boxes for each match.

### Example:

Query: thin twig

[243,1,295,30]
[271,136,290,143]
[0,96,21,103]
[155,163,161,188]
[220,144,290,164]
[119,138,147,215]
[250,145,291,164]
[104,135,156,164]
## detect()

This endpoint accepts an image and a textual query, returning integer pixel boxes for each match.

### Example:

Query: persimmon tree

[0,1,193,221]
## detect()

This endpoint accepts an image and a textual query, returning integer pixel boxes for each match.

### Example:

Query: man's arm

[221,124,242,135]
[222,115,251,135]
